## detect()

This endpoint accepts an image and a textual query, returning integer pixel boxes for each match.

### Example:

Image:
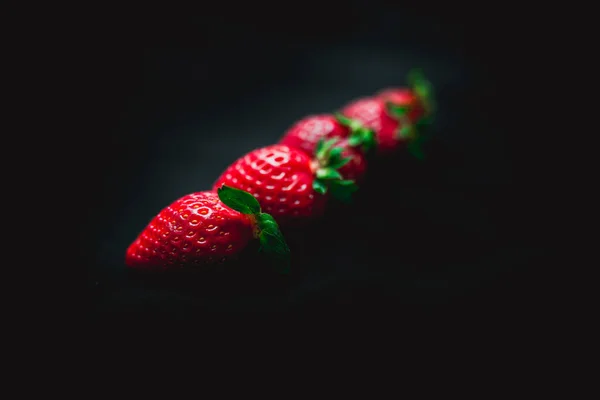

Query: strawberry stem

[217,185,290,274]
[406,69,436,160]
[255,213,290,274]
[407,69,436,121]
[334,113,376,152]
[385,101,417,140]
[385,101,428,160]
[311,138,359,203]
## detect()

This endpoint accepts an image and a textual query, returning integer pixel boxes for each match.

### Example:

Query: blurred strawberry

[342,69,435,159]
[376,69,436,126]
[280,114,375,155]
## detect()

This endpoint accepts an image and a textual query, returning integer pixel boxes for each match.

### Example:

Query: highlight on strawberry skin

[212,144,360,227]
[125,187,290,274]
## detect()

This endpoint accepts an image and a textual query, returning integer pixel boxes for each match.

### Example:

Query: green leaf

[407,140,425,160]
[348,133,362,147]
[416,117,432,129]
[338,113,376,152]
[256,213,290,274]
[416,83,431,99]
[325,138,339,150]
[415,120,433,144]
[386,102,410,119]
[407,69,425,87]
[217,185,261,215]
[329,179,359,203]
[335,112,364,131]
[328,146,343,163]
[312,179,328,194]
[315,138,325,157]
[332,179,358,188]
[334,112,353,126]
[398,125,414,139]
[348,127,376,152]
[316,167,343,180]
[360,129,376,152]
[407,69,436,116]
[412,74,432,98]
[327,147,351,170]
[316,138,338,161]
[328,154,351,170]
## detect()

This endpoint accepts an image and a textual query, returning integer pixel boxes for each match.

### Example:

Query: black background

[86,2,549,327]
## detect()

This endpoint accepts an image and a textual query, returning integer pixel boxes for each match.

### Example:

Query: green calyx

[311,138,359,203]
[407,135,428,160]
[385,101,417,141]
[385,101,426,161]
[334,113,376,152]
[217,185,290,274]
[407,68,436,120]
[407,69,436,160]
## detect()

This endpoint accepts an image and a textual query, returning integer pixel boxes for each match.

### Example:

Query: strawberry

[376,88,424,124]
[279,114,369,183]
[125,186,290,273]
[342,70,435,159]
[322,138,367,183]
[341,97,413,155]
[376,69,436,126]
[279,114,375,156]
[213,144,359,226]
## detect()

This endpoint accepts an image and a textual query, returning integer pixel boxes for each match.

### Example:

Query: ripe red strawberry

[327,138,367,183]
[280,114,375,156]
[125,186,290,273]
[279,114,369,183]
[376,69,435,126]
[213,144,359,226]
[342,70,435,159]
[341,97,413,155]
[376,88,424,123]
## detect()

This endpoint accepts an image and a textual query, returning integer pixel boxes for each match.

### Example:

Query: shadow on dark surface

[86,4,546,321]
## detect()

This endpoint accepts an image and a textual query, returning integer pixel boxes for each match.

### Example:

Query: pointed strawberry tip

[124,244,138,268]
[125,238,146,268]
